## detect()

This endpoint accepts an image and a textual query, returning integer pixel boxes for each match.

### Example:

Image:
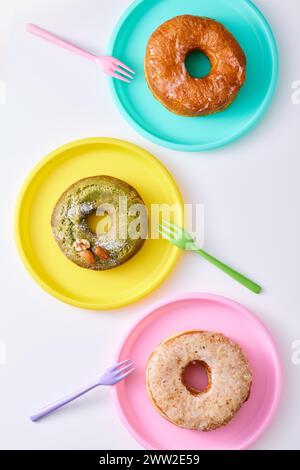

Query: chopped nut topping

[95,246,110,260]
[73,239,90,252]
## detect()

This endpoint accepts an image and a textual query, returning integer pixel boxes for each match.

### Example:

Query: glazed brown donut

[145,15,246,116]
[146,331,252,431]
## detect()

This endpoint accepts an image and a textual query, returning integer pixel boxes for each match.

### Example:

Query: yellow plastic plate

[15,138,183,310]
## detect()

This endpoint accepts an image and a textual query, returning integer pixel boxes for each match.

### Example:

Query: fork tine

[113,59,135,74]
[113,363,134,376]
[116,367,136,382]
[159,223,175,237]
[111,359,131,371]
[158,225,173,242]
[159,226,181,246]
[162,219,195,243]
[161,219,182,235]
[109,71,131,83]
[159,223,181,240]
[113,66,134,79]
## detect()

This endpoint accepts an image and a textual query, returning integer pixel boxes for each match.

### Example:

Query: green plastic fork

[159,220,262,294]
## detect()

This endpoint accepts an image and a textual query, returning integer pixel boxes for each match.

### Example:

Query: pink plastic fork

[26,23,135,83]
[30,359,135,422]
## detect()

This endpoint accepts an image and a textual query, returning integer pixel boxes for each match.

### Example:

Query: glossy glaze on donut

[146,330,252,431]
[145,16,246,116]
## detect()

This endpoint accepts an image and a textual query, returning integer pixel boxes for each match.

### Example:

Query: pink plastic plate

[113,293,282,450]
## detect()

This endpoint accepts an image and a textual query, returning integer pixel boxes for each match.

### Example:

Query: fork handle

[195,249,262,294]
[30,380,99,422]
[26,24,97,61]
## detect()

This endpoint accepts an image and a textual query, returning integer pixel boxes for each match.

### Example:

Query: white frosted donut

[146,330,252,431]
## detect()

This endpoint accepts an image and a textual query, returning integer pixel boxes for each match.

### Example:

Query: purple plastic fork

[30,359,135,422]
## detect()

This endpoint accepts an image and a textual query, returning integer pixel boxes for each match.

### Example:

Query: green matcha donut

[51,176,147,270]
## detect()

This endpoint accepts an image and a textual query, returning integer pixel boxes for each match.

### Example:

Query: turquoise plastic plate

[109,0,278,152]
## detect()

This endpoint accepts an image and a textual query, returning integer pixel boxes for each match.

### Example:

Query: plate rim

[113,292,283,450]
[108,0,279,152]
[14,137,183,310]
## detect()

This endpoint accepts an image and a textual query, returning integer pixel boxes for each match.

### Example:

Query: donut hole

[185,50,211,78]
[182,360,210,395]
[87,211,112,235]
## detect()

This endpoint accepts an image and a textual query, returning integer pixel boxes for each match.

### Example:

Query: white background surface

[0,0,300,450]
